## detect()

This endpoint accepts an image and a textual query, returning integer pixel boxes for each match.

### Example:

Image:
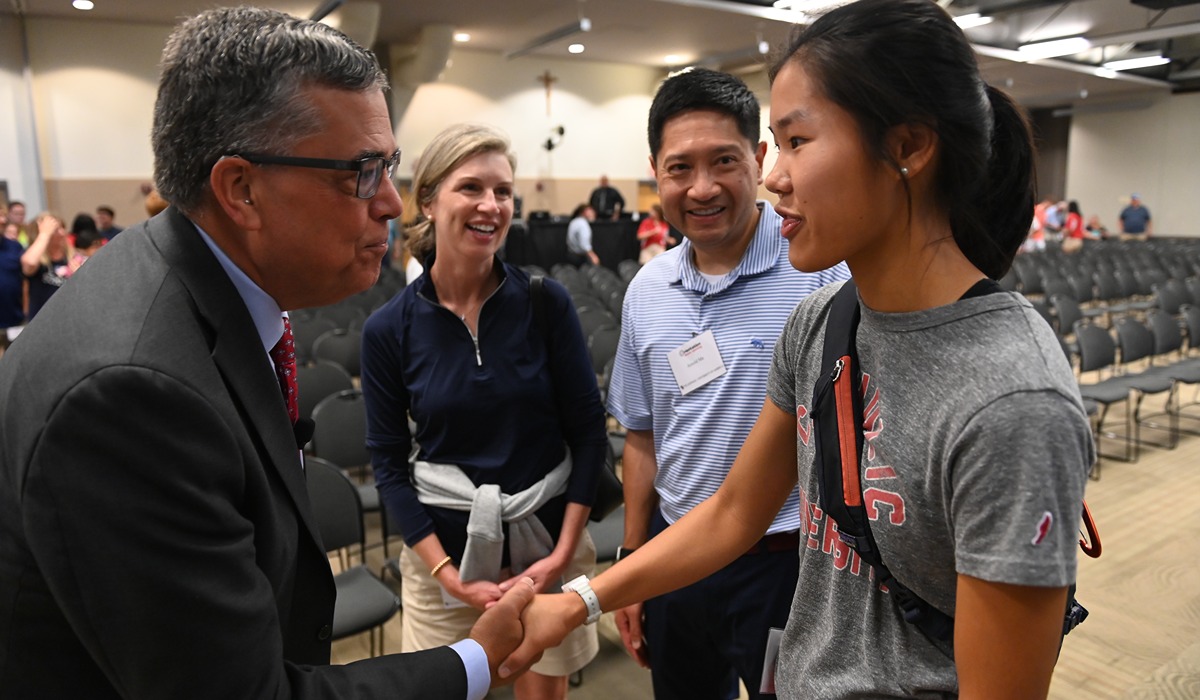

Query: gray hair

[406,124,517,261]
[152,6,388,213]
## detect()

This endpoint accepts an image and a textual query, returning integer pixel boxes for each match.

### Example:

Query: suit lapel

[147,209,323,546]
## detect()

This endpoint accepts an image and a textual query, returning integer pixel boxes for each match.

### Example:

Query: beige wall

[397,47,664,215]
[23,19,672,220]
[43,178,151,228]
[17,15,1200,235]
[1065,92,1200,238]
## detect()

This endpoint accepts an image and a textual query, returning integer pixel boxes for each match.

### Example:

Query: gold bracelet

[430,555,453,578]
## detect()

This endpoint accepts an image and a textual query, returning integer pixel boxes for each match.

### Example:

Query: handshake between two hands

[465,576,586,687]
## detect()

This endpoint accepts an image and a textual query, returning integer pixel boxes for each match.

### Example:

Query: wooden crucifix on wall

[537,69,558,116]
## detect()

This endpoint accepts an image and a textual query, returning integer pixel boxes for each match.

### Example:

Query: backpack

[809,279,1101,644]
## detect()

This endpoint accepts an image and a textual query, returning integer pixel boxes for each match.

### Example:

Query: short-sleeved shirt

[566,217,593,255]
[0,238,24,328]
[766,283,1092,697]
[1119,205,1151,234]
[607,201,849,533]
[25,258,71,322]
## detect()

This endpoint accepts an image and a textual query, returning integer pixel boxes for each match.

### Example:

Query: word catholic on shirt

[793,371,906,580]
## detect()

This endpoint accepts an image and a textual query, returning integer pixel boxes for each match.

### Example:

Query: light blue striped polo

[608,201,850,533]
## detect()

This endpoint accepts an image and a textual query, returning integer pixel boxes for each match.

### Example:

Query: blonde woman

[361,124,605,700]
[21,213,74,322]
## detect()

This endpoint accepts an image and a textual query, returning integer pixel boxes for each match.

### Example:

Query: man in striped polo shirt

[607,68,849,700]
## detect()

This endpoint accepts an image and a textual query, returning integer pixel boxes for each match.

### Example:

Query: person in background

[588,175,625,221]
[7,201,31,247]
[1064,201,1084,239]
[506,2,1091,698]
[607,67,849,700]
[71,213,99,243]
[1044,198,1064,237]
[566,204,599,267]
[21,213,74,322]
[1062,200,1085,253]
[145,187,170,218]
[95,205,124,240]
[635,203,676,264]
[1118,193,1152,239]
[71,228,105,270]
[361,123,606,700]
[0,8,537,699]
[1086,214,1108,239]
[0,224,22,351]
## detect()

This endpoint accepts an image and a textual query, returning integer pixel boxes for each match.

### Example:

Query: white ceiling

[10,0,1200,110]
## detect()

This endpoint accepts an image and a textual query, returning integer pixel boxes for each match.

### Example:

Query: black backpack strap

[811,280,955,643]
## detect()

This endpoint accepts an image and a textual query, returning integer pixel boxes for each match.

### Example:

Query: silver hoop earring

[900,167,910,177]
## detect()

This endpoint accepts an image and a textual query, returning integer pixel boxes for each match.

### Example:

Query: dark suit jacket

[0,208,467,698]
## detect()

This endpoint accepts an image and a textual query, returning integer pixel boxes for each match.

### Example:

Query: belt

[744,530,800,556]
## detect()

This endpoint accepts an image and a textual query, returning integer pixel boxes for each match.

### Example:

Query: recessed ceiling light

[454,32,471,43]
[568,43,585,54]
[72,0,95,9]
[664,54,681,64]
[1102,55,1170,71]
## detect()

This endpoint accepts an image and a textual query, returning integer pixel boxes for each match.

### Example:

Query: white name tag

[667,329,726,396]
[440,584,469,610]
[760,627,783,694]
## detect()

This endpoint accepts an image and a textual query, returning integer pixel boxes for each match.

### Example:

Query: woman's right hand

[36,215,59,239]
[448,571,505,611]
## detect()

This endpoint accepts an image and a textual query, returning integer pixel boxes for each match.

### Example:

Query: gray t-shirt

[767,282,1092,698]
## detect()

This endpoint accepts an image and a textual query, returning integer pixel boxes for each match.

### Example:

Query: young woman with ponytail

[506,2,1092,697]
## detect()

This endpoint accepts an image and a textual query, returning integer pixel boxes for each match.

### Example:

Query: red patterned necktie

[270,316,299,424]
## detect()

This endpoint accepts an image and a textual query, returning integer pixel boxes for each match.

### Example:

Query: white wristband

[561,575,602,625]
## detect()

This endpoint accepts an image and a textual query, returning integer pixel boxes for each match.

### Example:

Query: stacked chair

[305,456,399,657]
[1012,238,1200,479]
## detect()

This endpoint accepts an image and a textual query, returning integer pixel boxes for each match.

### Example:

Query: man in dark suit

[0,8,535,699]
[588,175,626,221]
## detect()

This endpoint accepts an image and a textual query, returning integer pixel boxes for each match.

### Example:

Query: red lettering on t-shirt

[796,404,811,446]
[808,503,823,549]
[864,466,897,480]
[864,487,906,525]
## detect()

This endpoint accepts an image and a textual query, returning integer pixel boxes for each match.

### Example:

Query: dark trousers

[643,510,799,700]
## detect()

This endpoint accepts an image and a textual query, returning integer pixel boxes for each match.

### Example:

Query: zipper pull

[830,358,844,383]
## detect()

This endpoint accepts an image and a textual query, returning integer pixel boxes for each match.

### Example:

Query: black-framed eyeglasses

[234,149,401,199]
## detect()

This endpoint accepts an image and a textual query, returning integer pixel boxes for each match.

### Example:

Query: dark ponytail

[968,86,1036,279]
[769,0,1035,279]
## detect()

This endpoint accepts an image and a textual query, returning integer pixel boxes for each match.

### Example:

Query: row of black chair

[1072,306,1200,474]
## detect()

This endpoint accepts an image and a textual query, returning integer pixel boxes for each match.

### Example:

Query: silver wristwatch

[561,574,602,624]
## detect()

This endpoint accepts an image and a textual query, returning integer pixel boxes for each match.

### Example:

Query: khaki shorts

[398,530,600,677]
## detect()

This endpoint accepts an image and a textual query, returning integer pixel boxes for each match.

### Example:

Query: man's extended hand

[615,602,650,668]
[499,592,586,677]
[468,576,538,686]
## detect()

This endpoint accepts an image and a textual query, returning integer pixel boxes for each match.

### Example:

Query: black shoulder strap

[812,279,1090,646]
[811,280,955,643]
